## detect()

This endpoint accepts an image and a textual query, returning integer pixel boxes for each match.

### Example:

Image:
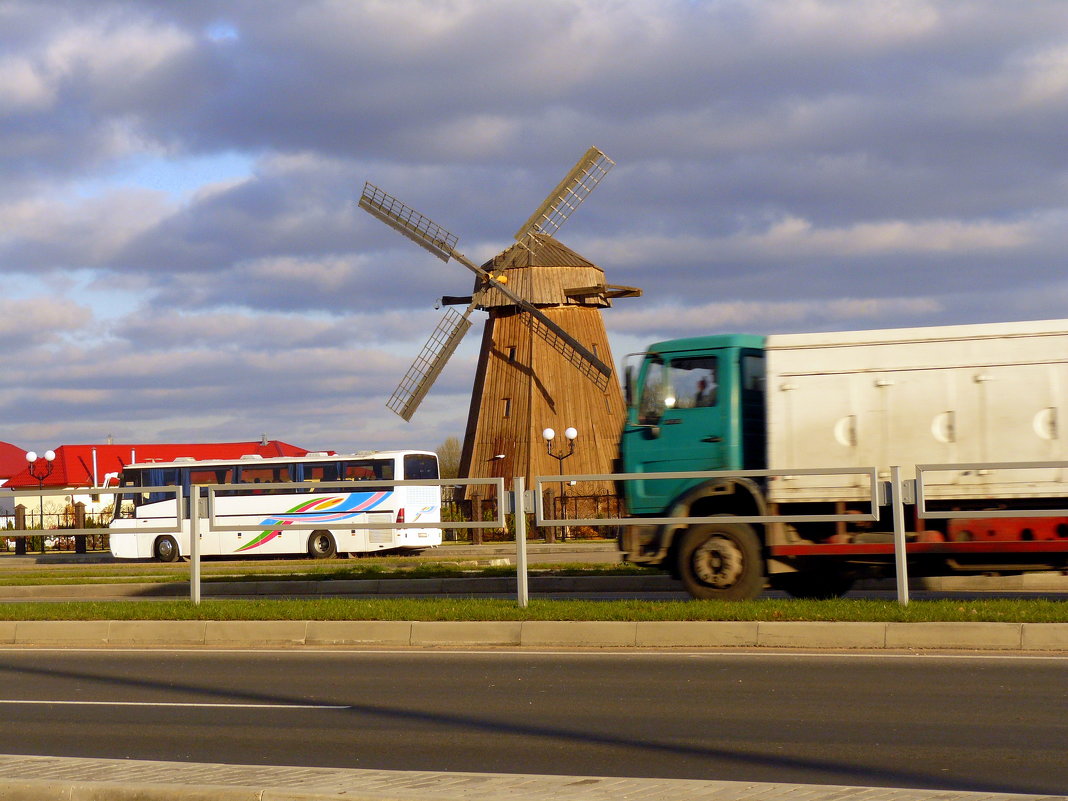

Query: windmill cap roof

[476,234,611,309]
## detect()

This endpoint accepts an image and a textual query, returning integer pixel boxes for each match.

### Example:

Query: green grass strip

[0,598,1064,622]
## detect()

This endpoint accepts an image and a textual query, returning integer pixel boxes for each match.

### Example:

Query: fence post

[544,489,556,544]
[514,477,528,608]
[471,495,483,546]
[891,465,909,606]
[74,502,87,554]
[190,488,201,606]
[14,506,26,555]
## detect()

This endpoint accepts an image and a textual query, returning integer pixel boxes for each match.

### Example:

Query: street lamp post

[542,427,578,542]
[25,450,56,554]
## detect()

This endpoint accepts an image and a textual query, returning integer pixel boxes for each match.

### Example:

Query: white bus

[109,450,442,561]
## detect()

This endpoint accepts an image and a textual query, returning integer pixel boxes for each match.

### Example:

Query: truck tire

[307,530,337,559]
[771,570,854,599]
[677,522,764,600]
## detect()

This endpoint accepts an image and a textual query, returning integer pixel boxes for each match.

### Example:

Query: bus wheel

[678,522,764,600]
[307,531,337,559]
[154,535,180,563]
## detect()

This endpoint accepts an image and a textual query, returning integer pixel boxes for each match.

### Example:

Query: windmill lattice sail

[522,313,610,393]
[514,147,615,250]
[387,307,473,421]
[360,183,458,263]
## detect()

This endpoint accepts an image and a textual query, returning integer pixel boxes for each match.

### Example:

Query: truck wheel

[307,530,337,559]
[678,523,764,600]
[771,570,854,599]
[154,535,180,563]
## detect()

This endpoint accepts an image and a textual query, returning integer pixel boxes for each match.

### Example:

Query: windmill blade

[509,293,612,383]
[387,305,475,421]
[514,146,614,248]
[359,183,459,263]
[521,312,611,393]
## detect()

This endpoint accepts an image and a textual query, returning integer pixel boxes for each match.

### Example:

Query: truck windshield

[638,355,718,424]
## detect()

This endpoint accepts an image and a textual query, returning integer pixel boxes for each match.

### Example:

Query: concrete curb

[1,619,1066,650]
[0,754,1062,801]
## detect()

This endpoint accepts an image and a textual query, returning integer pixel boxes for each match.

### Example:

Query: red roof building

[3,440,313,490]
[0,441,27,482]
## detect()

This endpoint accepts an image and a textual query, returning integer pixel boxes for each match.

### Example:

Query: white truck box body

[765,318,1068,503]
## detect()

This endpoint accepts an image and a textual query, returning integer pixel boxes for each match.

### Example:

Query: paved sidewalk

[0,755,1062,801]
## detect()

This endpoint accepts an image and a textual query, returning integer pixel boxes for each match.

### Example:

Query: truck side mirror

[624,366,633,407]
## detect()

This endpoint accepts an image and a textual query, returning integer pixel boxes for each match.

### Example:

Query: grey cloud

[5,0,1068,453]
[0,298,93,348]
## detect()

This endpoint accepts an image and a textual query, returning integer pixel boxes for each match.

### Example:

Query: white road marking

[0,700,349,709]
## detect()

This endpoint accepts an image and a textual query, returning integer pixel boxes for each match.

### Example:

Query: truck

[617,318,1068,599]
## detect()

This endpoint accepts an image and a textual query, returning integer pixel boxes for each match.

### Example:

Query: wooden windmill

[358,147,640,490]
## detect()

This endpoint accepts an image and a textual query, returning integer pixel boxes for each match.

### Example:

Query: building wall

[460,305,625,495]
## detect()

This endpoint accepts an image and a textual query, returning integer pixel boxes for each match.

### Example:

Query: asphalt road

[0,649,1063,795]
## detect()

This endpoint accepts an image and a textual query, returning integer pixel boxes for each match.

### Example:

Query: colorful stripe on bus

[236,491,389,551]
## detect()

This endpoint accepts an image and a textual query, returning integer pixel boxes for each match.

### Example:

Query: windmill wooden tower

[359,147,640,491]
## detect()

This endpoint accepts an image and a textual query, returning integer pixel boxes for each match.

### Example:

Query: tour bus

[109,450,442,561]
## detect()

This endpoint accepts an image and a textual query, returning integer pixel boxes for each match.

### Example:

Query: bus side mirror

[624,366,633,407]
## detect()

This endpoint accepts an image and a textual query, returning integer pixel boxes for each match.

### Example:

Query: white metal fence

[6,462,1068,607]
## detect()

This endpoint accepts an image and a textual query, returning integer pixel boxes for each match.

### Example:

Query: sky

[3,0,1068,456]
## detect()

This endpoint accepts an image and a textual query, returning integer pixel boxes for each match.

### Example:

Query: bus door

[185,466,229,556]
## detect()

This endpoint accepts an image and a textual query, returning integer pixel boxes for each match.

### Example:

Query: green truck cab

[619,334,772,599]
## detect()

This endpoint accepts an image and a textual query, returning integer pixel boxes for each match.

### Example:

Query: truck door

[629,353,727,512]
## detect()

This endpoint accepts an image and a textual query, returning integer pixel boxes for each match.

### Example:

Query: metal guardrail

[531,463,1068,607]
[8,462,1068,608]
[204,477,506,532]
[532,467,882,527]
[2,486,184,537]
[3,480,506,606]
[915,460,1068,519]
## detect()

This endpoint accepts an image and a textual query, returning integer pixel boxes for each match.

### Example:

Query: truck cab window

[670,356,718,409]
[638,359,668,424]
[639,356,719,422]
[742,354,765,393]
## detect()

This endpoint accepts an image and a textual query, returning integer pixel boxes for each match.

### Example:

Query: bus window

[343,460,393,481]
[236,464,293,493]
[116,467,178,516]
[302,462,340,483]
[147,468,180,503]
[188,467,234,486]
[404,454,439,480]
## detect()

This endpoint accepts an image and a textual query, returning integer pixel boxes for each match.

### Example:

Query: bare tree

[435,436,462,479]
